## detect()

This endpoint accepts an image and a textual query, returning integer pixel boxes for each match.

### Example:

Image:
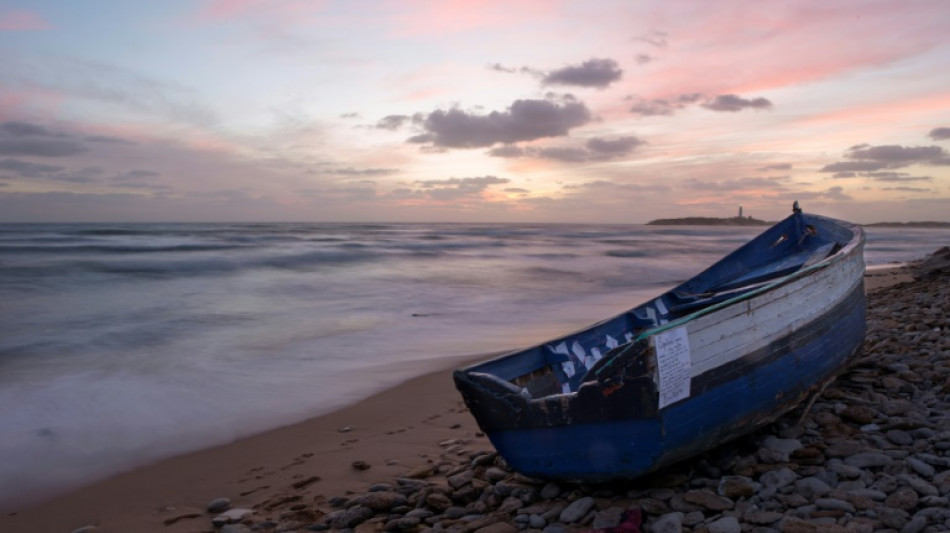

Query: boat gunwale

[458,214,867,378]
[631,214,866,344]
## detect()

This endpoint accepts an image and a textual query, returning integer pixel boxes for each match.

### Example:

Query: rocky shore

[176,256,949,533]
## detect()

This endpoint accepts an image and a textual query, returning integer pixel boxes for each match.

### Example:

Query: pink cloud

[793,91,950,133]
[194,0,271,21]
[0,10,50,30]
[384,0,559,38]
[190,0,325,24]
[613,1,946,100]
[0,89,66,122]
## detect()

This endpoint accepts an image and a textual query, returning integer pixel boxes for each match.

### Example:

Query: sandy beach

[0,265,919,533]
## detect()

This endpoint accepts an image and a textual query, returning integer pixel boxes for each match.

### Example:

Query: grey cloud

[629,99,676,116]
[821,161,888,173]
[586,136,645,155]
[488,63,543,78]
[1,121,61,137]
[0,121,141,157]
[0,138,87,157]
[85,135,134,144]
[864,172,932,182]
[777,186,852,202]
[376,115,413,130]
[823,186,851,201]
[684,177,788,192]
[929,127,950,140]
[0,121,87,157]
[489,63,517,74]
[5,53,219,128]
[833,172,856,178]
[628,93,703,116]
[563,180,671,193]
[882,186,932,193]
[487,145,525,158]
[0,158,64,177]
[415,176,509,188]
[0,157,157,186]
[185,189,260,202]
[112,182,173,192]
[533,147,590,163]
[758,163,792,171]
[635,54,653,65]
[296,185,377,202]
[409,98,592,149]
[634,30,669,48]
[111,169,159,181]
[701,94,773,112]
[847,144,945,164]
[414,175,510,200]
[822,143,950,172]
[329,167,397,176]
[564,180,616,189]
[504,187,529,194]
[387,188,424,199]
[542,58,623,89]
[487,135,644,162]
[49,167,107,184]
[336,187,377,201]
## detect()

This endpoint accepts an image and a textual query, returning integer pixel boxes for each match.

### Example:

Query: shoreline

[0,266,917,532]
[1,352,493,533]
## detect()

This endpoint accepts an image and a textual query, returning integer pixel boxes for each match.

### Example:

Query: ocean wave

[0,244,248,254]
[604,249,652,258]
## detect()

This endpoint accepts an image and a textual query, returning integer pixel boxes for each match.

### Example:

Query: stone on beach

[211,508,254,527]
[558,496,595,523]
[206,496,232,513]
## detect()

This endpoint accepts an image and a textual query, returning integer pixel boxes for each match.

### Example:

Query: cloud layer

[0,1,948,223]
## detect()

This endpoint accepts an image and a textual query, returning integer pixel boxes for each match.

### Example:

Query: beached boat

[453,205,866,481]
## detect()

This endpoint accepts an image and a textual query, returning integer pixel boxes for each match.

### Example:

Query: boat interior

[463,212,855,399]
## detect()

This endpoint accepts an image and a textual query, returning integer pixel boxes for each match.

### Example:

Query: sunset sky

[0,0,948,223]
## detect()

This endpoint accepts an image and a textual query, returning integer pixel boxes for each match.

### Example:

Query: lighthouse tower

[738,204,743,218]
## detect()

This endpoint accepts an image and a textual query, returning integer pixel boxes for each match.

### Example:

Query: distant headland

[646,217,950,228]
[646,216,771,226]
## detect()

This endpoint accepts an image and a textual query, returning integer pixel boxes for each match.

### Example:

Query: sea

[0,221,947,508]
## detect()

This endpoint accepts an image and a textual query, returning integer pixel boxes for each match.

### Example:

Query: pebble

[683,490,733,511]
[843,452,893,469]
[539,482,561,499]
[220,524,252,533]
[759,467,798,497]
[211,508,253,526]
[558,496,594,523]
[591,506,623,529]
[707,515,740,533]
[650,512,682,533]
[814,497,855,512]
[206,497,231,513]
[717,476,759,499]
[794,477,831,501]
[195,264,950,533]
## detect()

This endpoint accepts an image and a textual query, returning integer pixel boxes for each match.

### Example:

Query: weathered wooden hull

[454,212,866,481]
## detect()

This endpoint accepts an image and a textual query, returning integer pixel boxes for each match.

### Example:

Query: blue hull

[486,283,865,481]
